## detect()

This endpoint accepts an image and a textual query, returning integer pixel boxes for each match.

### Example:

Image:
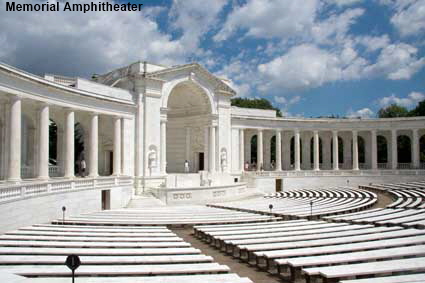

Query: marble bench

[0,247,202,256]
[338,273,425,283]
[302,257,425,283]
[0,262,231,277]
[0,254,214,265]
[0,240,190,248]
[280,244,425,281]
[20,273,253,283]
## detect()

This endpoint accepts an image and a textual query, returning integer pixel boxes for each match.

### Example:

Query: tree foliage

[378,100,425,118]
[231,97,282,117]
[378,104,410,118]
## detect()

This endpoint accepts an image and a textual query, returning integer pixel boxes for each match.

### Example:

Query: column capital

[313,130,319,135]
[332,130,338,135]
[294,128,300,134]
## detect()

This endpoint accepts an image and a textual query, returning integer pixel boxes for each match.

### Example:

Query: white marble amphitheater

[0,60,425,283]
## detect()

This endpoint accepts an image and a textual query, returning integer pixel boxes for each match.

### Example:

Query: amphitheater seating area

[1,183,425,283]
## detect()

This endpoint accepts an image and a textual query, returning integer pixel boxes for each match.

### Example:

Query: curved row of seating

[326,182,425,229]
[53,205,280,226]
[194,219,425,283]
[268,187,375,200]
[209,187,377,219]
[360,181,425,209]
[0,223,252,283]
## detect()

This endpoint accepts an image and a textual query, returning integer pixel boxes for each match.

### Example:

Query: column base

[7,178,21,183]
[37,176,49,181]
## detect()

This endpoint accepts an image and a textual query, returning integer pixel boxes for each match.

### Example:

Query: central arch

[165,81,213,173]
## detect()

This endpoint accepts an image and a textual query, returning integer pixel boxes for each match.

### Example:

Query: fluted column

[37,103,49,180]
[371,130,377,170]
[7,96,21,181]
[391,129,398,169]
[160,121,167,174]
[64,110,74,178]
[412,129,419,169]
[209,126,216,172]
[239,129,244,171]
[352,130,359,170]
[257,129,263,171]
[294,129,301,171]
[185,127,191,162]
[313,131,320,171]
[276,130,282,171]
[332,131,339,170]
[113,117,122,176]
[89,113,98,177]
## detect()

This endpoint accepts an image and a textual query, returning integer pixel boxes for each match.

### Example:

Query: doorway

[275,179,282,192]
[198,152,204,171]
[101,190,111,210]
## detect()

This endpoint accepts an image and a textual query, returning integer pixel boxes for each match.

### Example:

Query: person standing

[80,159,86,177]
[184,160,190,173]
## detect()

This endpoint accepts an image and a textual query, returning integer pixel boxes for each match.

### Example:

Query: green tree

[231,97,282,117]
[378,104,410,118]
[410,100,425,116]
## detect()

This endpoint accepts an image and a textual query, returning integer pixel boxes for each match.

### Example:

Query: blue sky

[0,0,424,118]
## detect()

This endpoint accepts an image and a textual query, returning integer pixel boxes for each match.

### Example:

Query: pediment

[146,63,236,96]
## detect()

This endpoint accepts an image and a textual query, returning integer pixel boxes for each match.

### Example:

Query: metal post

[72,270,75,283]
[62,206,66,224]
[310,201,313,218]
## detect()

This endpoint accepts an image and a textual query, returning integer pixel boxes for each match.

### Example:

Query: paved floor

[173,228,293,283]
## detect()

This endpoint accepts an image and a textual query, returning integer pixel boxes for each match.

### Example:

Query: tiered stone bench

[0,223,252,283]
[209,186,377,219]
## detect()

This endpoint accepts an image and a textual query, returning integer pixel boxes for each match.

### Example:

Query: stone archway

[166,81,212,173]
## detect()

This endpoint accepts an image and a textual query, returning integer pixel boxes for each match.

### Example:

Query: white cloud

[355,35,390,52]
[274,96,287,104]
[347,108,374,118]
[311,8,365,44]
[378,92,425,108]
[214,0,318,41]
[325,0,363,6]
[364,43,425,80]
[381,0,425,37]
[170,0,227,51]
[0,0,191,76]
[273,95,301,105]
[258,44,344,91]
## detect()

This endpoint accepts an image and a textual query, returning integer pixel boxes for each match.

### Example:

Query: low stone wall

[0,177,134,233]
[248,170,425,193]
[150,182,257,205]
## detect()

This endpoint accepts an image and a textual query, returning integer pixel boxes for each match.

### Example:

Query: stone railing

[244,169,425,178]
[48,166,61,177]
[0,176,134,205]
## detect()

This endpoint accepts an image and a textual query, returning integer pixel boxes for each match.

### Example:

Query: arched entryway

[420,135,425,167]
[398,135,412,165]
[377,135,388,166]
[166,81,213,173]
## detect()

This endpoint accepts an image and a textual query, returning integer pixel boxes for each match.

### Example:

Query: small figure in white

[220,151,227,172]
[271,160,275,170]
[244,161,249,171]
[148,150,157,176]
[80,159,86,177]
[184,160,190,173]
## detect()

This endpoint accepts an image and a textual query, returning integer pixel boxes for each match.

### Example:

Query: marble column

[257,129,263,171]
[391,129,398,169]
[276,130,282,171]
[412,129,419,169]
[313,131,320,171]
[185,127,191,163]
[294,129,301,171]
[8,96,21,181]
[239,129,244,171]
[89,113,98,177]
[113,117,122,176]
[371,130,377,170]
[332,131,339,170]
[64,110,74,178]
[352,130,359,170]
[160,121,167,174]
[209,126,216,172]
[37,103,49,180]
